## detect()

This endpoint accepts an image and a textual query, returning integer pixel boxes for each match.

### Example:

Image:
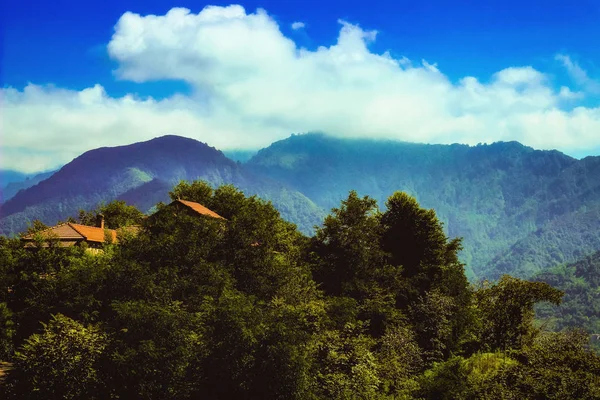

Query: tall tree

[310,191,386,298]
[380,192,472,357]
[78,200,144,229]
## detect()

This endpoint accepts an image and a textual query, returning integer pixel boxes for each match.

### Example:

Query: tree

[3,314,107,400]
[7,243,85,344]
[107,301,205,400]
[410,290,455,364]
[381,192,472,356]
[0,303,15,359]
[168,180,213,205]
[216,192,310,302]
[78,200,144,229]
[376,324,422,397]
[381,192,465,296]
[312,322,381,400]
[474,275,563,352]
[310,191,386,298]
[504,330,600,399]
[20,220,48,237]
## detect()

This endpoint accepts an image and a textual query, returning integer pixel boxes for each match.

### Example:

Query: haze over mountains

[2,133,600,280]
[0,171,55,204]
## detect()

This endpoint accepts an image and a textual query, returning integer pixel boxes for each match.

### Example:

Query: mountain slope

[0,135,324,235]
[246,133,600,278]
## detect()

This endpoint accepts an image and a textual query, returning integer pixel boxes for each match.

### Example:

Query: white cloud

[556,54,600,94]
[3,5,600,172]
[291,21,305,30]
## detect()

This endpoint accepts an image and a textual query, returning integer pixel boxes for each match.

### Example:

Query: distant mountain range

[0,170,30,188]
[1,170,56,204]
[2,133,600,280]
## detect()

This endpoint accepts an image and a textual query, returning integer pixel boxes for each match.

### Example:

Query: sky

[2,0,600,173]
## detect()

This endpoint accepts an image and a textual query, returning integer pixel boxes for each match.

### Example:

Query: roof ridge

[69,222,116,231]
[67,222,90,239]
[21,222,69,239]
[68,223,118,243]
[176,199,226,220]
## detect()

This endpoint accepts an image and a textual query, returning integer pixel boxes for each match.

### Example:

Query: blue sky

[2,0,600,172]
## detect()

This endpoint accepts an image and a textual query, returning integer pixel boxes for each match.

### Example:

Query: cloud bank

[3,4,600,172]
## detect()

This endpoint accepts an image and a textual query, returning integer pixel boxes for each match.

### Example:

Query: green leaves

[4,314,108,400]
[169,180,214,205]
[474,275,563,351]
[78,200,144,229]
[108,300,205,399]
[1,181,598,399]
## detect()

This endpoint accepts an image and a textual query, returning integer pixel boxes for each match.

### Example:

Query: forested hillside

[0,181,598,399]
[248,133,600,278]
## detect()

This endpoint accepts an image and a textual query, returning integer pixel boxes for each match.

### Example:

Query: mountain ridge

[0,135,325,236]
[246,133,597,278]
[2,133,600,279]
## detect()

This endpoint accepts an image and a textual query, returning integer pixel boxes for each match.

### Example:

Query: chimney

[96,214,105,229]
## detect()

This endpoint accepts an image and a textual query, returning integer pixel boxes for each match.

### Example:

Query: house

[21,215,117,251]
[158,199,226,220]
[21,200,224,250]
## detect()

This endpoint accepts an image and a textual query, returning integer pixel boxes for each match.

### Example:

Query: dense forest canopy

[0,180,598,399]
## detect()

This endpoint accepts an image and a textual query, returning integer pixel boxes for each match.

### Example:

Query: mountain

[0,170,29,188]
[4,132,600,280]
[1,170,56,203]
[246,133,600,279]
[0,135,325,236]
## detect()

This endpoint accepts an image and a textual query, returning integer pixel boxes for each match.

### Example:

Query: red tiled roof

[22,224,84,241]
[176,200,226,220]
[69,223,117,243]
[22,223,117,244]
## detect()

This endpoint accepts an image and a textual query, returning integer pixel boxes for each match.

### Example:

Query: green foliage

[312,322,381,400]
[376,324,422,396]
[474,275,563,352]
[78,199,144,229]
[311,191,387,298]
[418,331,600,399]
[0,303,15,359]
[504,330,600,399]
[381,192,472,361]
[0,181,597,399]
[21,220,48,236]
[3,314,108,400]
[108,300,205,399]
[535,251,600,335]
[418,353,517,399]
